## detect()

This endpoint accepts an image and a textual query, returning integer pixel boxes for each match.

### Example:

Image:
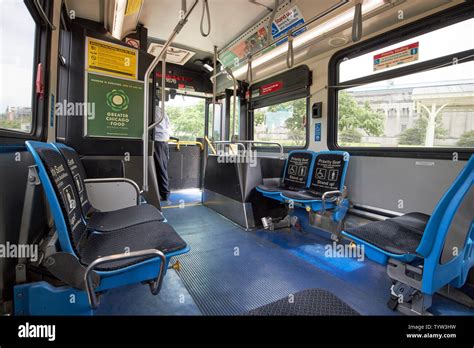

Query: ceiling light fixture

[111,0,127,39]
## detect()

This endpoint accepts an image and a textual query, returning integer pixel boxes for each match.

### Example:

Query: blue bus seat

[342,155,474,314]
[20,141,189,313]
[53,143,165,232]
[344,212,430,264]
[256,150,316,202]
[281,151,350,219]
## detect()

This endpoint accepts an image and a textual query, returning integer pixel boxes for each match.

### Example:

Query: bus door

[166,94,207,191]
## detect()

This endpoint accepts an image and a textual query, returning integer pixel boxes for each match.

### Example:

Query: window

[253,97,307,147]
[331,14,474,152]
[229,95,240,139]
[208,102,222,141]
[0,1,37,133]
[166,95,205,141]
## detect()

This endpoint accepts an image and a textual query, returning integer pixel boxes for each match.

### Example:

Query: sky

[0,0,36,111]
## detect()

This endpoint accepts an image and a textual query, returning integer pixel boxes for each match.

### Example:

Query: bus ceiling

[62,0,466,84]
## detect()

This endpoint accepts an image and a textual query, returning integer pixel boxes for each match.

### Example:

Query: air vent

[147,43,196,65]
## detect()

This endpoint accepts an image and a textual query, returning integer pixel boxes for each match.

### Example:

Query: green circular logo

[106,89,129,111]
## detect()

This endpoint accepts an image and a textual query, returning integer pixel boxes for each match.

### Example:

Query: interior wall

[300,12,470,215]
[249,1,471,215]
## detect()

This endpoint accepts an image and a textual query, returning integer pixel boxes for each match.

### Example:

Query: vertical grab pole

[161,52,167,128]
[142,0,199,192]
[211,45,217,141]
[225,67,237,142]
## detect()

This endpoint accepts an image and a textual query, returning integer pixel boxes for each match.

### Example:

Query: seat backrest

[281,151,316,190]
[417,155,474,294]
[53,143,93,216]
[308,151,350,195]
[26,141,86,257]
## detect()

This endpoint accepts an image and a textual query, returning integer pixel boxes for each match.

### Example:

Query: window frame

[0,0,52,144]
[249,93,310,152]
[328,3,474,160]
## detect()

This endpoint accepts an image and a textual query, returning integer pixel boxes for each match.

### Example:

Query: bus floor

[96,203,474,316]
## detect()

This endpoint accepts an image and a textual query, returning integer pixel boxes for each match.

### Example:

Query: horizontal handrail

[237,140,284,158]
[84,249,166,309]
[168,139,204,151]
[212,141,246,154]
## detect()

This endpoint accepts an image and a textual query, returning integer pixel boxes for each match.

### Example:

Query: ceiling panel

[140,0,277,53]
[66,0,104,23]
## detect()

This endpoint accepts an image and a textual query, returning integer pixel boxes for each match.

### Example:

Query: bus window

[253,97,307,147]
[167,95,205,141]
[0,1,36,134]
[208,102,222,141]
[332,18,474,150]
[230,95,240,139]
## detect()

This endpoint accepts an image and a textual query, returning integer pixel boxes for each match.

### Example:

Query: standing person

[153,102,171,202]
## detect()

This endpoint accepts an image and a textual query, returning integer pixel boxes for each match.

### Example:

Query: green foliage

[0,114,31,132]
[282,99,306,146]
[254,109,265,127]
[339,129,362,144]
[338,91,384,136]
[166,100,205,141]
[398,122,425,145]
[254,98,307,146]
[398,115,447,146]
[457,130,474,148]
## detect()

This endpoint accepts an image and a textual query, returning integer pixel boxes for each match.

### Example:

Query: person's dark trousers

[154,141,170,201]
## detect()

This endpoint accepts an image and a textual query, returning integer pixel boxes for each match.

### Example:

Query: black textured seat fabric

[281,190,322,201]
[257,183,285,193]
[79,221,187,270]
[87,204,164,232]
[36,146,187,272]
[56,144,164,230]
[247,289,359,316]
[345,212,430,255]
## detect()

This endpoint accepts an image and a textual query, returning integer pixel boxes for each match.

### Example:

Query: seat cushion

[79,221,187,270]
[345,212,430,255]
[391,212,430,235]
[87,204,164,232]
[247,289,359,316]
[281,190,322,201]
[257,184,285,193]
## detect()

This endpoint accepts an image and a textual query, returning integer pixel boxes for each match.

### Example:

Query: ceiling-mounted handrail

[266,0,280,43]
[352,1,363,42]
[286,30,294,69]
[142,0,199,192]
[33,0,56,30]
[246,55,253,83]
[200,0,211,37]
